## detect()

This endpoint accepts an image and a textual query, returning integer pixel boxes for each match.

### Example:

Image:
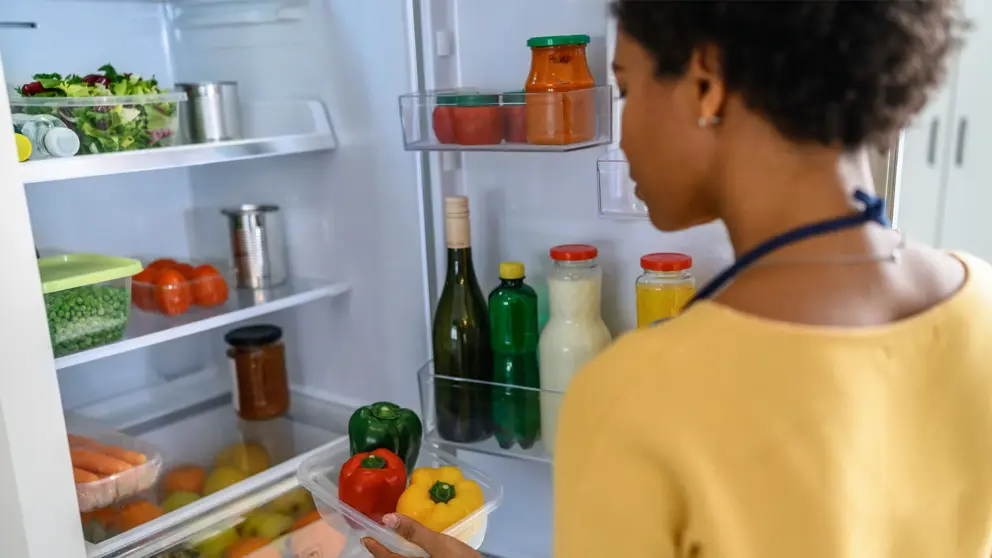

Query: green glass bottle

[432,196,493,443]
[488,261,541,449]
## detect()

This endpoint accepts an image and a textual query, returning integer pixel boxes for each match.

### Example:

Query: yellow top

[555,253,992,558]
[499,261,525,280]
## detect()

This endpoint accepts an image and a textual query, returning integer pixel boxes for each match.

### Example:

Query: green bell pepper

[348,402,423,475]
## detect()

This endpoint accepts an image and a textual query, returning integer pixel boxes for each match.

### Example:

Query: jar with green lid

[502,90,527,143]
[432,93,460,144]
[525,34,595,145]
[451,93,503,145]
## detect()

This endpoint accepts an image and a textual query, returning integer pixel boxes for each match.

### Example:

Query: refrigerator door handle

[927,117,939,166]
[955,116,968,167]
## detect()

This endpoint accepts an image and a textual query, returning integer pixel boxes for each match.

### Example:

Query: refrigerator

[0,0,788,556]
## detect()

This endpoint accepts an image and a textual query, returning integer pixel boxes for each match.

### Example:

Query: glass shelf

[399,86,613,152]
[55,278,350,370]
[417,361,561,464]
[597,149,648,219]
[21,100,336,183]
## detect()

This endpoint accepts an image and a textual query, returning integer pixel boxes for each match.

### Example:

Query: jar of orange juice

[635,253,695,327]
[524,34,596,145]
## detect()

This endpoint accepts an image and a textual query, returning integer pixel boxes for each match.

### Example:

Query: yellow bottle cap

[499,261,525,280]
[14,133,31,162]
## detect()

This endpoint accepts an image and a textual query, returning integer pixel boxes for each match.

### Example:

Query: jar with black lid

[225,324,290,420]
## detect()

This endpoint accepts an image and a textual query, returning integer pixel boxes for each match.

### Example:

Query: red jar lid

[550,244,598,261]
[641,253,692,272]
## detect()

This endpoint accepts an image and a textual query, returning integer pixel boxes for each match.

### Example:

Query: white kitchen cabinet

[896,0,992,256]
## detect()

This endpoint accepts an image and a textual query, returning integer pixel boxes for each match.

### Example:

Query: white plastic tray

[65,412,163,513]
[298,438,503,557]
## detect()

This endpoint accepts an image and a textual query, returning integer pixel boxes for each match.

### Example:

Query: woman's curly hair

[615,0,965,149]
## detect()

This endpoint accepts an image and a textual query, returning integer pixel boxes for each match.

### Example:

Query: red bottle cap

[550,244,598,261]
[640,253,692,272]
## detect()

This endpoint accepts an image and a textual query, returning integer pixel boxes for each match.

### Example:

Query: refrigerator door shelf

[417,361,561,465]
[597,149,648,219]
[399,86,613,152]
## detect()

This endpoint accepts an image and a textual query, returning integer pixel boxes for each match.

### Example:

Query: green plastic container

[39,254,142,358]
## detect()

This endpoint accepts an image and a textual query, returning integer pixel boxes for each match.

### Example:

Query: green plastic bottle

[488,261,541,449]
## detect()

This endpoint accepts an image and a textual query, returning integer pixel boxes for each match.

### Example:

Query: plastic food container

[636,253,696,327]
[66,412,164,514]
[451,94,503,145]
[298,438,503,557]
[9,92,187,154]
[432,93,459,144]
[39,254,142,358]
[501,91,527,143]
[131,258,230,316]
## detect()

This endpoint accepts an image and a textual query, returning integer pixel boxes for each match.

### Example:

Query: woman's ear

[686,44,726,123]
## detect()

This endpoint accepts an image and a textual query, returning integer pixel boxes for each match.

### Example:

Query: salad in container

[9,64,186,155]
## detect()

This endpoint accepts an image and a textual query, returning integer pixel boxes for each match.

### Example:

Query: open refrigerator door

[0,0,739,557]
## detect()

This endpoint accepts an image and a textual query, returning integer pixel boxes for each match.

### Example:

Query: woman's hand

[362,513,481,558]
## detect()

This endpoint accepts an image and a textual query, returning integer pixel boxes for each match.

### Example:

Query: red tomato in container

[147,258,177,270]
[171,262,195,280]
[131,268,159,311]
[191,265,228,307]
[155,269,193,315]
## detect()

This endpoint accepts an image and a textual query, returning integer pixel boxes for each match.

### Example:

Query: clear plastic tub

[66,413,164,515]
[131,258,230,316]
[9,92,187,154]
[39,254,142,357]
[298,438,503,557]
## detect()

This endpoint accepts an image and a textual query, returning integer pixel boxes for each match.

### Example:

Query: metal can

[177,82,242,143]
[221,205,287,289]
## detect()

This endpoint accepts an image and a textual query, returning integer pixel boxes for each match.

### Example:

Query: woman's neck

[716,141,879,260]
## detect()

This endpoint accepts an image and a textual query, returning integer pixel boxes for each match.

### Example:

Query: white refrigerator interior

[0,0,747,556]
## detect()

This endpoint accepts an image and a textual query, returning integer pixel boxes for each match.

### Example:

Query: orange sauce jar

[524,34,596,145]
[225,324,290,420]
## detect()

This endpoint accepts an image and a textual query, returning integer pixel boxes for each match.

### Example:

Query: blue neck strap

[686,190,890,308]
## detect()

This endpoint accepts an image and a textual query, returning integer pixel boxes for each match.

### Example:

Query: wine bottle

[432,196,494,443]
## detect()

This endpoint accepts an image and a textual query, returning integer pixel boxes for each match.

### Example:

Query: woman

[368,1,992,557]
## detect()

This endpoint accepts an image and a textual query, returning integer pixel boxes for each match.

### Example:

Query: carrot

[97,446,147,466]
[68,435,147,466]
[70,449,132,476]
[73,468,100,484]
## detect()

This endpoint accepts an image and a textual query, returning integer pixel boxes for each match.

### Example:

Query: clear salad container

[298,438,503,557]
[9,92,187,155]
[39,254,142,358]
[66,412,164,518]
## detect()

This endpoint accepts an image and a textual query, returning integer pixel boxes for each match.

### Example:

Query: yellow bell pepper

[395,466,484,532]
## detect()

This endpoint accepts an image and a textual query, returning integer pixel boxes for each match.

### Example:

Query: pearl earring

[698,116,721,128]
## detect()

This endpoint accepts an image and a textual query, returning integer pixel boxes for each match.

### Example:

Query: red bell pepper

[337,448,407,524]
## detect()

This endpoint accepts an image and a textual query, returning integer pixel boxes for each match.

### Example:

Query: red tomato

[172,262,195,280]
[131,268,159,311]
[154,269,193,315]
[147,258,177,270]
[191,265,228,307]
